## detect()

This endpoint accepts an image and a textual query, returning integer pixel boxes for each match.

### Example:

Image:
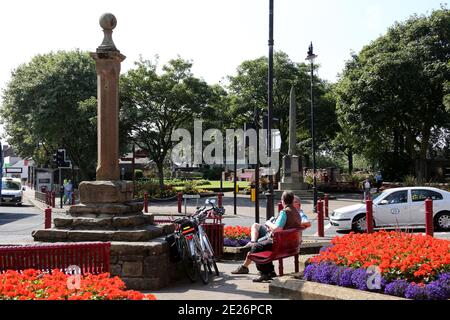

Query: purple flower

[311,263,338,285]
[424,273,450,300]
[303,264,317,281]
[384,280,409,297]
[351,268,368,291]
[405,283,428,300]
[224,238,239,247]
[338,268,354,287]
[425,280,448,300]
[238,239,251,247]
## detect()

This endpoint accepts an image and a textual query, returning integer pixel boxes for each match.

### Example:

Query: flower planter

[270,277,406,300]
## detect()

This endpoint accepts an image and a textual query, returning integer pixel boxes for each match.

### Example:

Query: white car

[0,177,24,206]
[330,187,450,232]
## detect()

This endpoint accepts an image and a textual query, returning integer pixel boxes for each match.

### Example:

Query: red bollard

[366,199,374,234]
[278,202,283,214]
[177,192,183,214]
[71,193,76,205]
[218,193,223,208]
[51,191,56,208]
[46,191,50,206]
[45,207,52,229]
[425,198,434,237]
[324,194,329,218]
[144,192,149,213]
[317,200,325,238]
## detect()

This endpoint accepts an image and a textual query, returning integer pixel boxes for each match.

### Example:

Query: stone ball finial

[99,13,117,30]
[97,13,118,52]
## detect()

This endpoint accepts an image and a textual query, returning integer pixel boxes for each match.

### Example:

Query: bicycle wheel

[202,235,220,277]
[194,238,209,285]
[178,236,197,282]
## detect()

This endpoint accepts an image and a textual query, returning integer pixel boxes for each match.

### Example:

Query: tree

[336,8,450,182]
[227,51,338,163]
[120,57,218,187]
[0,50,99,180]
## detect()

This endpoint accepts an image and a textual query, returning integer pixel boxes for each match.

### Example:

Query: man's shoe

[252,274,272,283]
[231,265,249,275]
[269,271,277,278]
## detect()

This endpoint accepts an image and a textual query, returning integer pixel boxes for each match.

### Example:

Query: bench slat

[0,243,111,275]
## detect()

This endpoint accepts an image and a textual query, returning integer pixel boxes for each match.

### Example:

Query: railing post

[324,194,329,218]
[45,208,52,229]
[366,199,374,234]
[425,198,434,237]
[177,192,183,214]
[317,200,325,238]
[51,191,56,208]
[218,192,223,208]
[72,192,76,205]
[144,192,149,213]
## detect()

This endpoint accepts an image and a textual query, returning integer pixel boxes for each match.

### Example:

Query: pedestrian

[375,172,383,193]
[293,196,312,230]
[362,178,371,201]
[231,191,302,282]
[63,179,73,205]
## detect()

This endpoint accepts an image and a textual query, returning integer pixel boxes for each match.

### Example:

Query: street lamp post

[306,42,318,212]
[266,0,275,220]
[254,108,260,224]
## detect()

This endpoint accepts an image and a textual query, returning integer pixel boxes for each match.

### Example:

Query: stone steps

[32,224,175,242]
[53,214,154,230]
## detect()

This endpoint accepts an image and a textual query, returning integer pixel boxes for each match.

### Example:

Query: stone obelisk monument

[278,86,309,193]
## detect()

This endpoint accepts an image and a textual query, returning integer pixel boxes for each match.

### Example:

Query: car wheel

[434,211,450,232]
[352,214,367,233]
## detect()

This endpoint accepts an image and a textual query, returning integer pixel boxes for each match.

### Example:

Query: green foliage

[403,175,418,187]
[200,166,223,180]
[134,169,144,179]
[227,51,338,156]
[120,57,220,187]
[0,50,98,180]
[335,8,450,183]
[135,179,177,199]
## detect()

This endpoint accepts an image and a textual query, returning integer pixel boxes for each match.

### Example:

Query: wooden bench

[248,229,301,276]
[0,242,110,274]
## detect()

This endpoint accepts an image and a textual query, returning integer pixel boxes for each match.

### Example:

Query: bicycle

[170,198,225,284]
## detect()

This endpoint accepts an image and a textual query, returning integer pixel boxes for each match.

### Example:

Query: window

[1,181,21,191]
[384,191,408,204]
[411,190,443,202]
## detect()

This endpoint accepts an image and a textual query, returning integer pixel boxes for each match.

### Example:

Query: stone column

[90,13,126,181]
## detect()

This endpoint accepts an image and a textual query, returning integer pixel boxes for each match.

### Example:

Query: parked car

[330,187,450,232]
[0,177,25,206]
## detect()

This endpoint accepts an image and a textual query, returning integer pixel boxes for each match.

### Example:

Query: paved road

[0,201,43,244]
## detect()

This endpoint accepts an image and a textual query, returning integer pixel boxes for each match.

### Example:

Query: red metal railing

[366,199,374,234]
[425,198,434,237]
[0,242,110,274]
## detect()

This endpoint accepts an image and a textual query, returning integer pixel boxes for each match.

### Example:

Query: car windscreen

[1,181,21,191]
[372,192,386,203]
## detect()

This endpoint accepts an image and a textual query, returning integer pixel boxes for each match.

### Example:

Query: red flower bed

[0,269,157,300]
[311,231,450,283]
[224,226,251,240]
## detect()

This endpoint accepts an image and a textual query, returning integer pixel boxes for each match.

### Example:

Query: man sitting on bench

[231,191,302,283]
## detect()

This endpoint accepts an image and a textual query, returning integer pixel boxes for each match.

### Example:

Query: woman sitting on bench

[231,191,302,283]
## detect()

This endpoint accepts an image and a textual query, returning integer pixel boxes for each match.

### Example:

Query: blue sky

[0,0,446,138]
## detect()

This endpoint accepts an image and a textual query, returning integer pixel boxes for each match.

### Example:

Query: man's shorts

[257,224,269,241]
